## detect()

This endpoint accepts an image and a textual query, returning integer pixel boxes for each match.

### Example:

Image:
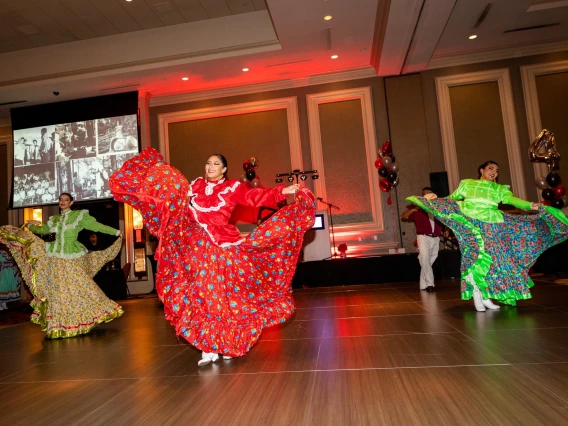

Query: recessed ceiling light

[182,77,189,81]
[469,34,478,40]
[324,15,332,21]
[331,55,338,59]
[126,0,132,2]
[242,68,249,72]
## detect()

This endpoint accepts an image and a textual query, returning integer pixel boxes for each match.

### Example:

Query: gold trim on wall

[157,97,303,171]
[435,68,527,199]
[306,87,385,235]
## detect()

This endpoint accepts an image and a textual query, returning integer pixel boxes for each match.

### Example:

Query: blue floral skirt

[407,197,568,305]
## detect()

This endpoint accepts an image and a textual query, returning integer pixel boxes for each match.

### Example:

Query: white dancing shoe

[0,302,7,310]
[197,352,219,367]
[482,298,500,310]
[472,285,486,312]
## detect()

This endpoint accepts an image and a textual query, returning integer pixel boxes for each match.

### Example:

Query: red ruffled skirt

[110,149,315,356]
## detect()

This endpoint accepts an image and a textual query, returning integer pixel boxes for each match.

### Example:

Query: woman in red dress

[110,148,315,366]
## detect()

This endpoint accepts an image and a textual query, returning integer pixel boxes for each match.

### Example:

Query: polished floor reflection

[1,279,568,425]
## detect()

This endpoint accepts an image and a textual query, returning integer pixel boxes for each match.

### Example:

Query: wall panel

[449,81,512,185]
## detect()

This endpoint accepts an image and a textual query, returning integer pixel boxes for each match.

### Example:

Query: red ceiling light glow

[331,55,338,59]
[182,77,189,81]
[242,68,249,72]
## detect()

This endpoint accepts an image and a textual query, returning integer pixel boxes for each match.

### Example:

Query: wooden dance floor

[2,278,568,425]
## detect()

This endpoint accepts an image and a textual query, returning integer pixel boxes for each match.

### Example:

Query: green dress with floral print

[408,179,568,305]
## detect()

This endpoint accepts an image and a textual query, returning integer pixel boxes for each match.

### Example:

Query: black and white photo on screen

[56,161,73,196]
[54,120,97,162]
[96,114,138,155]
[12,163,57,208]
[13,125,56,166]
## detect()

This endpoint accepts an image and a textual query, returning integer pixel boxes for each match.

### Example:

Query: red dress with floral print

[110,148,315,356]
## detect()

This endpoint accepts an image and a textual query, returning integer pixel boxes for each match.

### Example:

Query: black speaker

[429,171,450,198]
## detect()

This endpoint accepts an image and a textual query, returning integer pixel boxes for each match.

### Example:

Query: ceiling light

[182,77,189,81]
[331,55,338,59]
[126,0,132,2]
[469,34,478,40]
[242,68,249,72]
[324,15,332,21]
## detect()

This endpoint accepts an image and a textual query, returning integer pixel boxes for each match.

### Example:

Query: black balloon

[552,198,565,209]
[378,167,388,177]
[542,188,555,201]
[387,171,398,183]
[246,169,256,181]
[546,172,562,187]
[390,155,396,163]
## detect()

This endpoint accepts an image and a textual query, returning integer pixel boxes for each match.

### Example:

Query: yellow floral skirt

[0,226,124,339]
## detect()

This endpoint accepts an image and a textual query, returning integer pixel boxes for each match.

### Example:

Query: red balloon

[374,158,383,169]
[381,141,392,156]
[387,195,392,205]
[543,200,552,206]
[243,160,252,172]
[553,184,566,198]
[379,178,392,192]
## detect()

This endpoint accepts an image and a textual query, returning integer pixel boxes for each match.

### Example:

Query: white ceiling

[0,0,379,110]
[1,0,568,115]
[0,0,267,53]
[434,0,568,57]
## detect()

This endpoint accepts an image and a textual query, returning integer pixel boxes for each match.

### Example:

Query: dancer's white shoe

[472,285,486,312]
[197,352,219,367]
[481,298,500,310]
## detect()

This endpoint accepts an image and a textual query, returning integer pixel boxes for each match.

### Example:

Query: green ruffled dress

[408,179,568,305]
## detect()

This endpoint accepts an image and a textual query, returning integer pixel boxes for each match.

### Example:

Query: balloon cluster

[240,156,262,188]
[529,129,564,208]
[535,173,566,209]
[374,141,400,195]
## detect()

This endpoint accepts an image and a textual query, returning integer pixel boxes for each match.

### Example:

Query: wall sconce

[132,208,144,241]
[131,208,146,278]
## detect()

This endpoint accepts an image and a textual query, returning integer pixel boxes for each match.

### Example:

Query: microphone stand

[317,197,340,259]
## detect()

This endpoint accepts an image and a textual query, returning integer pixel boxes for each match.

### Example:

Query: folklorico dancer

[407,161,568,311]
[110,148,315,366]
[1,192,124,338]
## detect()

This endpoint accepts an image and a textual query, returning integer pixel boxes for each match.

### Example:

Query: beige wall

[535,71,568,178]
[318,100,373,225]
[150,77,398,250]
[146,51,568,251]
[168,109,291,183]
[449,82,512,186]
[167,109,292,231]
[420,50,568,200]
[384,74,434,250]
